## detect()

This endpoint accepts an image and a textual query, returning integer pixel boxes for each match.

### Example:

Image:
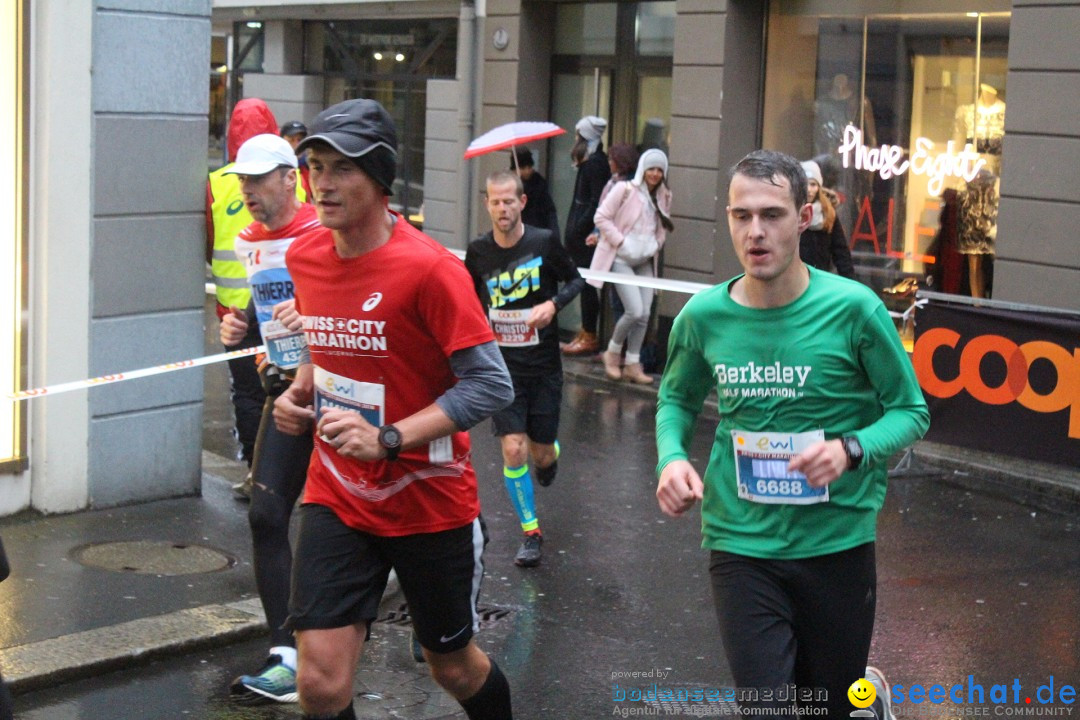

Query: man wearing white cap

[562,115,612,356]
[219,133,321,705]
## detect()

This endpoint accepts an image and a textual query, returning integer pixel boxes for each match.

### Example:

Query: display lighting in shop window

[838,124,987,196]
[1,0,25,467]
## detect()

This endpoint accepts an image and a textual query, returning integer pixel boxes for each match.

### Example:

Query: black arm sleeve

[546,236,586,311]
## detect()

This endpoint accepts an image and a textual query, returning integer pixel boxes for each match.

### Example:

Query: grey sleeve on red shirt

[436,340,514,430]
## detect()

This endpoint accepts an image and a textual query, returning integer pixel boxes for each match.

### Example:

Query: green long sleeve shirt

[656,267,929,559]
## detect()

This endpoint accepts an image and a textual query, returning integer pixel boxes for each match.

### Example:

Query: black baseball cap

[280,120,307,137]
[297,99,398,194]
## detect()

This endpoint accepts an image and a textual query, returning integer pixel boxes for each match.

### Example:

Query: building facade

[4,0,1078,515]
[209,0,1080,474]
[210,0,1080,312]
[2,0,210,515]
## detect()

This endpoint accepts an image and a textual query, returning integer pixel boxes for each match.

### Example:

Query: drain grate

[72,541,236,575]
[376,602,511,630]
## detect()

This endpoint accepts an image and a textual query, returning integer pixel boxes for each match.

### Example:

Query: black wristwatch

[841,435,864,470]
[378,424,403,461]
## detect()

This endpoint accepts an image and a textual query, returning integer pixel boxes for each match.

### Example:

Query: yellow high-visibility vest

[208,166,307,308]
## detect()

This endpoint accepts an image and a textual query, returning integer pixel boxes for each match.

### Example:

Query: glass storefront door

[763,3,1010,309]
[549,1,674,224]
[548,2,674,337]
[549,69,613,235]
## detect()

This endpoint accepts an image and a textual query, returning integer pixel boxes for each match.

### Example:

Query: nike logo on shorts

[439,624,470,644]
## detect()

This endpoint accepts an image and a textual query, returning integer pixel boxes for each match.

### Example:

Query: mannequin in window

[954,84,1005,298]
[814,73,876,236]
[954,83,1006,161]
[955,83,1006,184]
[957,168,998,299]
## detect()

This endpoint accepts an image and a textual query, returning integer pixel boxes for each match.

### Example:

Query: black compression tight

[249,396,312,646]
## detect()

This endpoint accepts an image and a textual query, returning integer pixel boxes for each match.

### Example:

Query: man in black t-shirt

[465,170,585,567]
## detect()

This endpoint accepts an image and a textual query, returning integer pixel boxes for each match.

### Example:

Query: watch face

[380,425,402,447]
[844,437,863,466]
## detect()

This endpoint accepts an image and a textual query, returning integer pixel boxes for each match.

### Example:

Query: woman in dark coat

[561,115,612,356]
[799,160,855,278]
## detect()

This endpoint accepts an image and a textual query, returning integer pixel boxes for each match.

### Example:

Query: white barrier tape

[8,346,264,401]
[903,298,927,322]
[579,267,709,294]
[43,251,909,403]
[444,248,711,295]
[887,299,924,321]
[205,254,712,300]
[79,260,699,407]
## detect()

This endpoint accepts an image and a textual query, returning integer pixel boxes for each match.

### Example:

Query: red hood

[227,98,279,162]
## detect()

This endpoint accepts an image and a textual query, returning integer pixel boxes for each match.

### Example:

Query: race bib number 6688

[731,428,829,505]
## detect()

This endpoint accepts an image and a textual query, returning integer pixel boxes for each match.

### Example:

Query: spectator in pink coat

[589,148,673,384]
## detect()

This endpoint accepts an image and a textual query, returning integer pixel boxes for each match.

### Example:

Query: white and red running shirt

[233,203,320,369]
[286,213,495,536]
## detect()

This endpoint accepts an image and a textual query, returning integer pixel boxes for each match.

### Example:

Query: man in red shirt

[273,99,515,720]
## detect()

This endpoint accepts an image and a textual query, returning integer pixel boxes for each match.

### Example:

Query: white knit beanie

[575,115,607,142]
[800,160,823,185]
[633,148,669,186]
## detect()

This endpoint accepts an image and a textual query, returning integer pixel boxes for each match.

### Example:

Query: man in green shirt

[655,150,929,719]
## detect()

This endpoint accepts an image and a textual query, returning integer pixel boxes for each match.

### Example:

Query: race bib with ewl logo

[731,428,829,505]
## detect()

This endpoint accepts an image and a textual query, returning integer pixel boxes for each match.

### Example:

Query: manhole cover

[72,541,235,575]
[377,602,511,630]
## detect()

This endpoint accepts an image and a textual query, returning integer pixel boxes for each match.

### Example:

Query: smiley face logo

[848,678,877,709]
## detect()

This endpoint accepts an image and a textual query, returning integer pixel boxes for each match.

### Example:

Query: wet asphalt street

[11,304,1080,718]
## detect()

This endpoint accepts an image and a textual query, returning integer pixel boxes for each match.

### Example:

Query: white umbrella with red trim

[464,121,566,167]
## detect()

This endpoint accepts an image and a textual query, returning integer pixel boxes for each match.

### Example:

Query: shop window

[235,21,265,72]
[209,35,228,167]
[636,2,676,56]
[763,4,1010,312]
[550,2,674,224]
[304,18,458,220]
[637,75,672,152]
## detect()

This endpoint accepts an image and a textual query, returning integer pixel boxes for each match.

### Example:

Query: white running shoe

[865,666,895,720]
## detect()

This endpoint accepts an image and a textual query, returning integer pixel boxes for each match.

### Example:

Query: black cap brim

[295,133,396,160]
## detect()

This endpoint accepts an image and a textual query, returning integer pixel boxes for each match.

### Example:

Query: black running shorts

[491,371,563,445]
[287,504,488,654]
